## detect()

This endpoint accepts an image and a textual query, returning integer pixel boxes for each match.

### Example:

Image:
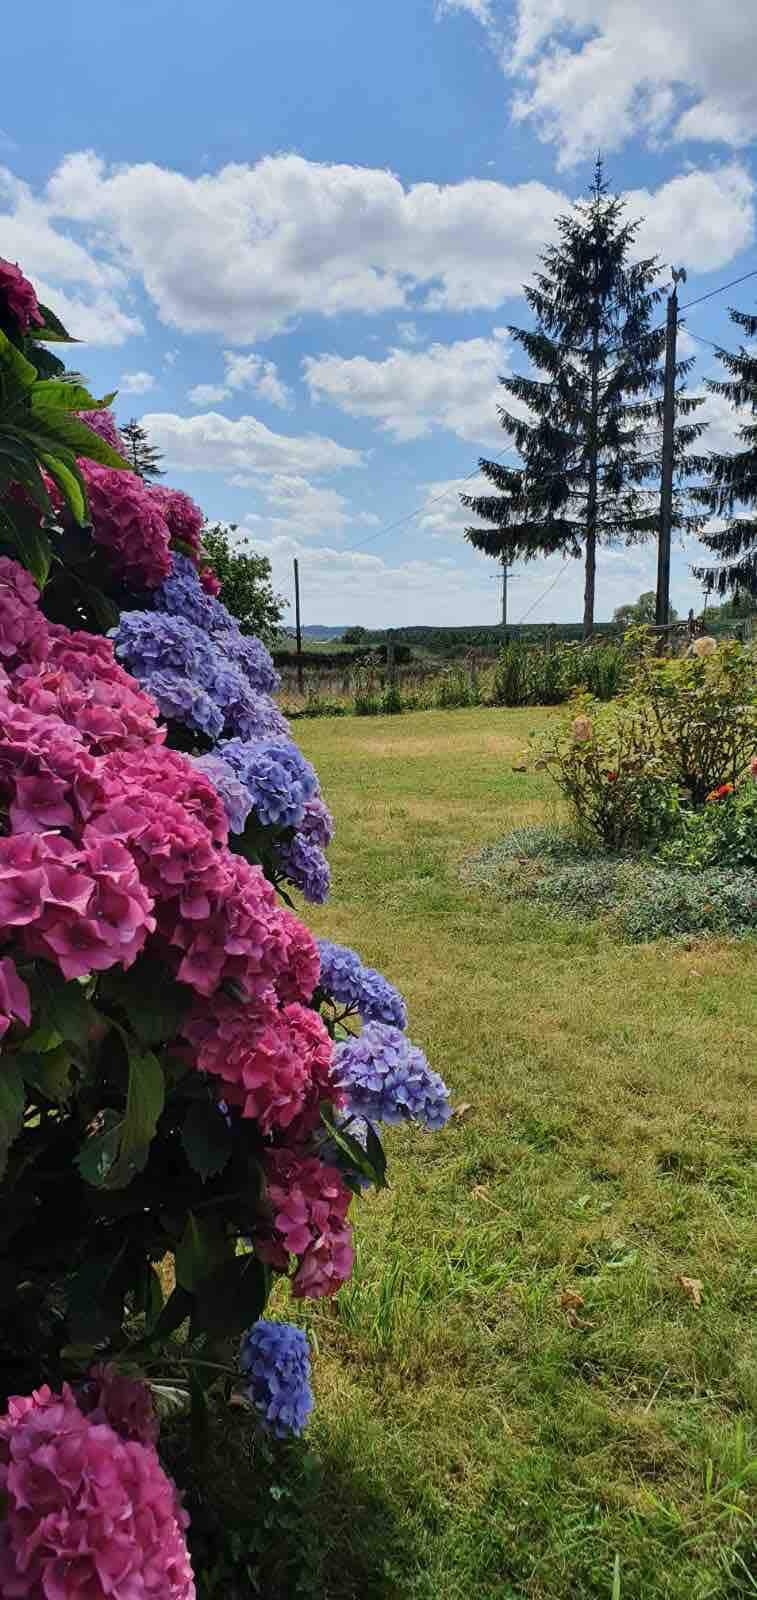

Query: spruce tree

[462,162,705,635]
[119,418,164,479]
[693,308,757,596]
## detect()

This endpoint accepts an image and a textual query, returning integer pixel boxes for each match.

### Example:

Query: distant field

[207,708,757,1600]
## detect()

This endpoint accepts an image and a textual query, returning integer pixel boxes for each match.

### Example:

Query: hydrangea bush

[0,262,451,1589]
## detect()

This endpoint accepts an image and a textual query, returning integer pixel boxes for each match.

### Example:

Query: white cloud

[626,167,754,273]
[163,349,179,367]
[435,0,493,21]
[0,169,142,346]
[188,383,229,407]
[504,0,757,167]
[416,474,492,537]
[304,330,516,443]
[240,474,378,539]
[118,370,155,395]
[188,352,292,411]
[139,410,364,478]
[246,530,491,626]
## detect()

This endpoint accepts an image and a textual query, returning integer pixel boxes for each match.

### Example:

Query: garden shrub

[0,261,451,1591]
[660,771,757,870]
[540,701,681,851]
[628,638,757,805]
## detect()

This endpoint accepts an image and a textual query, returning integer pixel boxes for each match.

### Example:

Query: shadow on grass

[165,1407,421,1600]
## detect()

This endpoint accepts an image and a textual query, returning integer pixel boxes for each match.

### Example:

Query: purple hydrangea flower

[299,796,335,849]
[333,1023,451,1132]
[219,738,318,828]
[279,834,331,903]
[240,1321,313,1438]
[143,669,225,740]
[154,553,231,632]
[113,610,217,681]
[217,629,280,695]
[191,753,254,834]
[316,940,406,1028]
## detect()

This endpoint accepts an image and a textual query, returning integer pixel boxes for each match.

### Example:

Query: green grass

[196,708,757,1600]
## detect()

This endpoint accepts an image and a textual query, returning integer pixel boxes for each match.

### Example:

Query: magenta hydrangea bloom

[76,408,123,455]
[0,956,31,1043]
[77,461,172,588]
[80,1363,159,1448]
[150,485,204,558]
[259,1149,354,1299]
[0,1384,195,1599]
[184,992,334,1132]
[0,558,49,671]
[0,258,44,332]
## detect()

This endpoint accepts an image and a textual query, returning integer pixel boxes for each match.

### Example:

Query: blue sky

[2,0,756,626]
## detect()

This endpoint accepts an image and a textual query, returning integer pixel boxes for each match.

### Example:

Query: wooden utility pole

[656,268,685,627]
[293,557,304,694]
[500,557,509,629]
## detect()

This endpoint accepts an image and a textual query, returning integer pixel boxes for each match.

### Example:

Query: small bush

[629,638,757,804]
[611,863,757,941]
[540,702,681,851]
[660,778,757,869]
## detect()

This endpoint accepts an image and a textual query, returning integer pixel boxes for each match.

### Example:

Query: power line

[513,560,571,625]
[679,267,757,313]
[342,443,519,555]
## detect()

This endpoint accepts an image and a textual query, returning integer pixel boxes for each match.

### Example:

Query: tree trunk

[583,526,596,638]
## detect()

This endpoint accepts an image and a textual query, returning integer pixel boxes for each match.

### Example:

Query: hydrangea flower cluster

[333,1023,452,1132]
[76,408,123,454]
[220,737,318,828]
[0,1384,195,1599]
[182,992,333,1133]
[78,459,173,589]
[0,257,44,332]
[317,939,408,1028]
[258,1148,354,1298]
[240,1321,314,1438]
[278,833,331,904]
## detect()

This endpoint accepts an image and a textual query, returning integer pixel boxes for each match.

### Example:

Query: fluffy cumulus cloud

[1,151,752,348]
[500,0,757,167]
[242,475,379,539]
[139,410,364,477]
[304,330,514,444]
[190,352,292,410]
[0,168,142,345]
[118,370,156,394]
[416,474,493,538]
[246,530,490,626]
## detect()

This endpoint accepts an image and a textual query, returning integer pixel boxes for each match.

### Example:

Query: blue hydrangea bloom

[113,610,218,682]
[316,941,407,1029]
[191,753,254,834]
[333,1023,451,1132]
[279,833,331,903]
[154,554,230,632]
[143,669,225,740]
[299,796,335,849]
[220,738,318,828]
[240,1321,313,1439]
[217,629,280,696]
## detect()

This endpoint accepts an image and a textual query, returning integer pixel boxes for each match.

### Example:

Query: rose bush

[0,261,450,1591]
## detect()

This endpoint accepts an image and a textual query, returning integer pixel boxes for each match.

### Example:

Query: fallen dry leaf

[511,762,528,773]
[677,1275,703,1308]
[453,1102,473,1120]
[471,1184,489,1200]
[560,1289,593,1329]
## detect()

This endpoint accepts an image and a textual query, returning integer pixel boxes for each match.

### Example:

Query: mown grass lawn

[202,708,757,1600]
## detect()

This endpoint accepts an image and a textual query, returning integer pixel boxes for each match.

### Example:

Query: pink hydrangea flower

[0,258,44,332]
[77,461,172,589]
[76,408,123,455]
[164,852,288,999]
[85,795,228,920]
[259,1149,354,1299]
[274,908,321,1005]
[0,956,31,1043]
[0,1384,195,1599]
[16,832,155,980]
[101,745,228,845]
[0,558,49,671]
[183,993,334,1132]
[150,486,204,559]
[199,565,222,596]
[80,1364,159,1448]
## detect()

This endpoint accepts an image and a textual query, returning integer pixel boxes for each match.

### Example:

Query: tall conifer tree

[693,307,757,596]
[119,418,165,480]
[462,162,705,635]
